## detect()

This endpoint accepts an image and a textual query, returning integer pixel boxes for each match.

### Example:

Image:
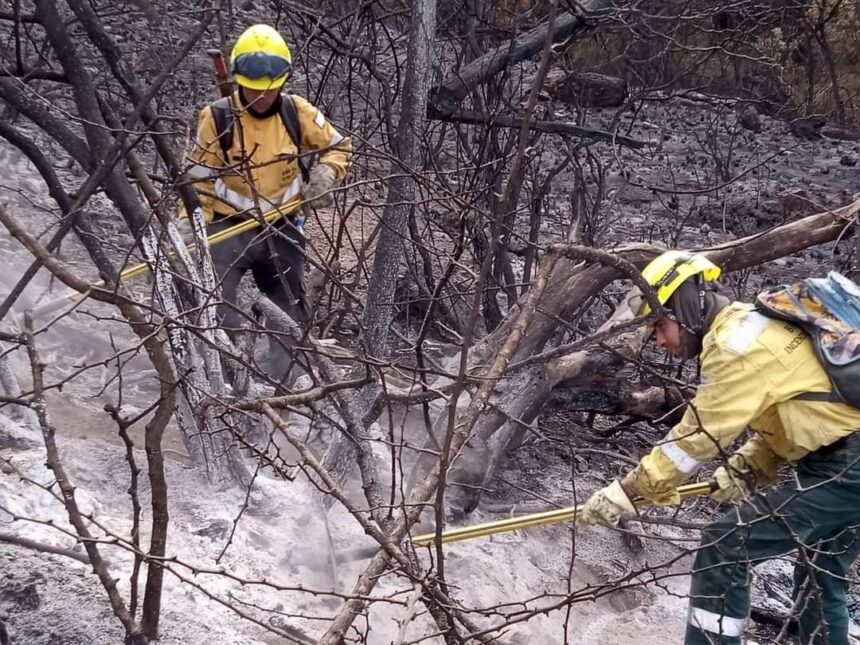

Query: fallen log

[451,198,860,512]
[427,0,618,118]
[547,383,684,418]
[550,72,628,108]
[435,110,647,148]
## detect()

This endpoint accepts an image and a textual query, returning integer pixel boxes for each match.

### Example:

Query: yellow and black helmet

[230,24,292,90]
[639,250,721,315]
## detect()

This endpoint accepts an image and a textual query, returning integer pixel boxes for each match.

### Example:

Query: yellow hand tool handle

[410,480,716,547]
[27,202,299,321]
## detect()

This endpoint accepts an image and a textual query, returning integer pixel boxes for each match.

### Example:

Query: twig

[23,313,146,643]
[437,111,647,149]
[0,530,91,564]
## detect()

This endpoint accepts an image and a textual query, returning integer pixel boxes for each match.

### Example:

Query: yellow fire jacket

[185,91,352,221]
[629,302,860,504]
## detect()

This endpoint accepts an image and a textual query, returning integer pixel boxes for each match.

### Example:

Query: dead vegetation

[0,0,858,643]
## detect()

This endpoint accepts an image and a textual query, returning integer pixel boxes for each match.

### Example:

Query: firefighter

[182,24,352,378]
[579,250,860,644]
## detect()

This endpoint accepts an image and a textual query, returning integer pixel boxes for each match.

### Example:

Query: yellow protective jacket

[629,302,860,504]
[186,91,352,221]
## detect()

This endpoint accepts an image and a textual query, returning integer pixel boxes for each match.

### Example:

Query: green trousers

[685,436,860,644]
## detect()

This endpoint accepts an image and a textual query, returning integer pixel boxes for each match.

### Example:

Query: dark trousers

[208,214,307,378]
[686,435,860,644]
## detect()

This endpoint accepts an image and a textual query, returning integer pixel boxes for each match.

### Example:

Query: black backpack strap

[211,94,309,182]
[210,96,234,160]
[793,391,842,403]
[757,304,829,403]
[280,94,310,184]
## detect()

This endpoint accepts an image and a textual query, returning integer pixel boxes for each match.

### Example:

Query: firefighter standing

[182,24,352,377]
[580,251,860,644]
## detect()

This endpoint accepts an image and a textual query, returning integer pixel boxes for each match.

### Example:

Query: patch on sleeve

[725,311,769,355]
[313,109,326,128]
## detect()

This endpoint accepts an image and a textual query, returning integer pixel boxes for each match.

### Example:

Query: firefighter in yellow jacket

[580,251,860,645]
[183,24,351,377]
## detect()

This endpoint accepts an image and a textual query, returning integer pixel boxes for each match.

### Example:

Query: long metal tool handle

[28,200,300,321]
[410,480,716,547]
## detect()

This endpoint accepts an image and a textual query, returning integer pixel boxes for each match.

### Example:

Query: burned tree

[0,0,858,643]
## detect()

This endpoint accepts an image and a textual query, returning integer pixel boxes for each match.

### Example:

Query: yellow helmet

[639,250,721,315]
[230,24,292,90]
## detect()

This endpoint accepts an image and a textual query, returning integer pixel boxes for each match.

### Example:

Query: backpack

[755,271,860,407]
[209,93,310,184]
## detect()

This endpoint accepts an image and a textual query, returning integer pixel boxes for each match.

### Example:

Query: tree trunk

[321,0,438,501]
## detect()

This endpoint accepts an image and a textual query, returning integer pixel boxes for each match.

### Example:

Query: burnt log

[547,383,685,418]
[790,115,826,139]
[822,125,860,141]
[427,0,618,118]
[449,198,860,512]
[550,72,627,108]
[436,110,646,148]
[738,104,762,133]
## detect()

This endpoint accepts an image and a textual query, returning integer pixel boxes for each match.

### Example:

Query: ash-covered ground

[1,90,859,645]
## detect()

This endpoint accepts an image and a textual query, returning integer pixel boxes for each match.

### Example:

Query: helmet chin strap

[697,275,708,327]
[667,279,707,359]
[668,277,731,360]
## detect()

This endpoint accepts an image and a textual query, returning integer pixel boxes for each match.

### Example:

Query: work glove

[303,164,338,208]
[578,480,636,528]
[710,456,752,503]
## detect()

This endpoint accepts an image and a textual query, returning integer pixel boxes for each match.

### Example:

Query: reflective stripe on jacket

[187,91,352,221]
[631,302,860,504]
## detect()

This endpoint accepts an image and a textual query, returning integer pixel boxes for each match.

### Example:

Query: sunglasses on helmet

[232,52,292,81]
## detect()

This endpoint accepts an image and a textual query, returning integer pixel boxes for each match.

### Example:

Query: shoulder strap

[210,96,234,160]
[280,94,310,184]
[792,391,844,403]
[756,304,840,404]
[757,301,856,406]
[211,94,310,182]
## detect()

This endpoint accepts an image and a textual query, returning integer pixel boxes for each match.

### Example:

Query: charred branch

[0,530,91,564]
[0,11,36,23]
[0,66,67,82]
[436,111,648,149]
[427,0,618,118]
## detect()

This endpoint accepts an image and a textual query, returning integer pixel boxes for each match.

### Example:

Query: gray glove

[711,455,752,503]
[303,164,338,208]
[578,480,636,528]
